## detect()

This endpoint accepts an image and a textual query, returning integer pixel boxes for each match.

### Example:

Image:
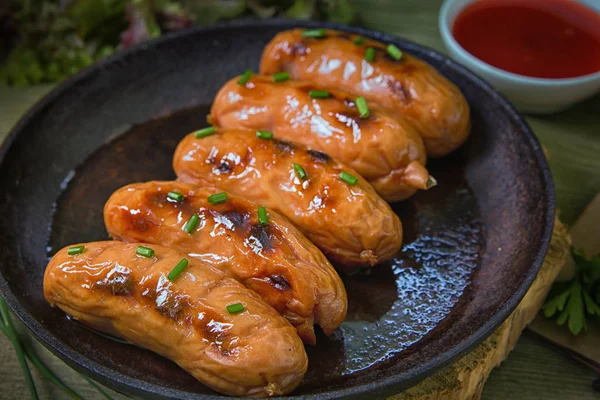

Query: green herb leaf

[544,247,600,335]
[583,290,600,316]
[543,289,570,318]
[325,0,355,23]
[565,281,586,335]
[284,0,316,19]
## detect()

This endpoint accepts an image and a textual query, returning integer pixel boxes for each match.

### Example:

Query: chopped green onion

[182,214,200,234]
[340,171,359,185]
[194,126,216,138]
[136,246,155,258]
[354,36,366,45]
[168,258,188,281]
[258,206,268,225]
[387,44,403,60]
[256,130,273,140]
[356,96,370,118]
[226,303,245,314]
[309,90,330,99]
[208,192,228,205]
[365,47,376,62]
[293,163,307,180]
[167,191,184,202]
[302,29,326,38]
[67,246,85,255]
[273,72,290,83]
[237,69,253,85]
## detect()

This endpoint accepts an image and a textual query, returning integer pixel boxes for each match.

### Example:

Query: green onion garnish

[207,192,228,205]
[237,69,253,85]
[167,191,184,202]
[258,206,268,225]
[356,96,370,118]
[302,29,326,38]
[293,163,307,180]
[354,36,366,45]
[226,303,245,314]
[309,90,330,99]
[340,171,358,185]
[136,246,155,258]
[365,47,376,62]
[67,246,84,255]
[194,126,216,138]
[256,130,273,140]
[273,72,290,83]
[182,214,200,234]
[387,44,403,60]
[168,258,188,281]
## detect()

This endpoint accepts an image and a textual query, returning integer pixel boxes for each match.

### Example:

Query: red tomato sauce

[452,0,600,79]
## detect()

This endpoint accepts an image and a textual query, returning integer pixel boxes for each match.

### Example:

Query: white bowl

[439,0,600,114]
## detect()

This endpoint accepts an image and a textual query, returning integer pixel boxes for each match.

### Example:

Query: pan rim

[0,18,555,400]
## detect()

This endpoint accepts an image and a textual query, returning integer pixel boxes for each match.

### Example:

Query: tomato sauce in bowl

[452,0,600,79]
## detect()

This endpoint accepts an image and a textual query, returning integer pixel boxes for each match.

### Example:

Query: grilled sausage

[211,75,432,201]
[173,128,403,268]
[44,241,308,397]
[104,181,347,344]
[259,29,471,157]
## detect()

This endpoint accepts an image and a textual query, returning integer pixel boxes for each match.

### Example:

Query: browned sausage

[173,128,403,268]
[210,75,433,202]
[259,29,470,157]
[44,241,308,397]
[104,181,347,344]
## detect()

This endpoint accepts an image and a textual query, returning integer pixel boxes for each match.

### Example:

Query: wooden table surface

[1,0,599,398]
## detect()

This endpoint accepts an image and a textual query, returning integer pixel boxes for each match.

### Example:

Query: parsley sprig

[543,248,600,335]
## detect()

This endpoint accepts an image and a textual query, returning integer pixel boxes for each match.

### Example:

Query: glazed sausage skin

[104,181,347,344]
[44,241,308,397]
[211,75,431,202]
[173,128,403,268]
[259,29,471,157]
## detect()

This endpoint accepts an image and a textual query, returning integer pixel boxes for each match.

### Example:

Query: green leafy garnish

[1,1,355,86]
[543,248,600,335]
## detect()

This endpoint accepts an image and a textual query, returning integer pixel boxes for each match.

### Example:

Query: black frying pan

[0,19,554,399]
